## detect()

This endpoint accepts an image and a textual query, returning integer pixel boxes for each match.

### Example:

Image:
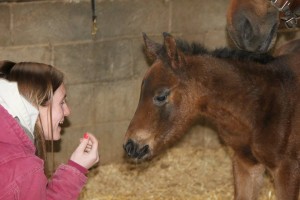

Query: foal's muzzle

[123,139,149,159]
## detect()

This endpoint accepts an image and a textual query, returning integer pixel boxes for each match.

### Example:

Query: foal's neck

[191,56,289,136]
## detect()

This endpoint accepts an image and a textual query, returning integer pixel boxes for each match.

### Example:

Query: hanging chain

[91,0,97,36]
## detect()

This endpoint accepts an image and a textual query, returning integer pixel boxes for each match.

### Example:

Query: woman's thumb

[76,133,90,152]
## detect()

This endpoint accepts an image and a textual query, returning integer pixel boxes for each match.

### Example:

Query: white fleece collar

[0,79,39,139]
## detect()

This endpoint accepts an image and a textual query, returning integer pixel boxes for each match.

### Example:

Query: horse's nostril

[123,139,149,159]
[124,139,136,157]
[137,145,149,159]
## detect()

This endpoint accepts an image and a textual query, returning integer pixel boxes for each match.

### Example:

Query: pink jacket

[0,105,87,200]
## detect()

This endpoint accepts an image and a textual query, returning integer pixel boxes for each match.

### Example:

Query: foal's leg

[232,153,265,200]
[271,160,300,200]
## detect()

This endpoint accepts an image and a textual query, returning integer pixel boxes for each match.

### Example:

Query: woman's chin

[44,129,61,140]
[45,135,61,141]
[52,135,61,141]
[52,131,61,140]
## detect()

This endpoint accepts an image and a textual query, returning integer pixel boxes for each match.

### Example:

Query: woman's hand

[70,133,99,169]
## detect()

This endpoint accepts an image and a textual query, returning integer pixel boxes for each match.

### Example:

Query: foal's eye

[153,89,170,106]
[156,95,167,102]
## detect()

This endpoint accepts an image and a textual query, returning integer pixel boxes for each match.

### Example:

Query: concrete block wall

[0,0,297,168]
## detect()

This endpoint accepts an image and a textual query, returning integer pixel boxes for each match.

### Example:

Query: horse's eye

[156,95,167,102]
[153,89,170,106]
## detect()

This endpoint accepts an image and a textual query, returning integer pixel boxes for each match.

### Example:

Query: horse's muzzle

[123,139,149,159]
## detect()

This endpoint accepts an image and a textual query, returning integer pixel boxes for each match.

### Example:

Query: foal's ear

[143,32,162,62]
[163,32,185,69]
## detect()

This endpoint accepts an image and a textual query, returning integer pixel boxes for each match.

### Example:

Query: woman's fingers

[70,132,100,169]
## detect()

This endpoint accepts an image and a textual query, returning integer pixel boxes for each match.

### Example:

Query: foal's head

[123,33,274,161]
[226,0,280,52]
[123,33,203,160]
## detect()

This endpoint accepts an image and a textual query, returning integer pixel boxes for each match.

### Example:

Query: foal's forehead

[146,61,167,76]
[142,61,177,90]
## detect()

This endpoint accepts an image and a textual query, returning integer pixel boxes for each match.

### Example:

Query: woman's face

[39,84,71,140]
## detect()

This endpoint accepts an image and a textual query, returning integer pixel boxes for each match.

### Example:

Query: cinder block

[65,83,95,127]
[11,1,91,46]
[203,29,228,49]
[94,121,130,164]
[54,39,133,84]
[171,0,229,34]
[97,0,170,38]
[94,79,142,123]
[0,4,10,47]
[131,37,150,78]
[0,45,51,63]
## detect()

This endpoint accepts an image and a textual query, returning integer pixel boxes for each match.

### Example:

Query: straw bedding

[80,138,276,200]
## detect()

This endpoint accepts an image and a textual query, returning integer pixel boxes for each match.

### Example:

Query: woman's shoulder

[0,105,35,153]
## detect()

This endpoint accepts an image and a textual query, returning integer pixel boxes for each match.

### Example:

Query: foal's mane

[170,39,294,83]
[175,39,275,64]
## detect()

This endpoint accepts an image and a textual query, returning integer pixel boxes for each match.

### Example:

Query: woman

[0,61,99,199]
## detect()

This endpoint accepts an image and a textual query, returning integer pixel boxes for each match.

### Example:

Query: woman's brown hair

[0,60,64,176]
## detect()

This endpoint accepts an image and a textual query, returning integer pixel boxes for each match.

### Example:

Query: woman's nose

[64,104,71,116]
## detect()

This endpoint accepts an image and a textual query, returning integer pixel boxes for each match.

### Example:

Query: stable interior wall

[0,0,298,169]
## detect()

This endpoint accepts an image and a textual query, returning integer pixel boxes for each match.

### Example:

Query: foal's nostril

[123,139,149,159]
[124,139,137,157]
[137,145,149,159]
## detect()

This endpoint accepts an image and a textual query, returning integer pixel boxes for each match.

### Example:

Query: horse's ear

[163,32,185,69]
[143,32,162,62]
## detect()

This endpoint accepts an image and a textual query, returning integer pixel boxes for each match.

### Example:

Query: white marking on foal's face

[134,129,156,153]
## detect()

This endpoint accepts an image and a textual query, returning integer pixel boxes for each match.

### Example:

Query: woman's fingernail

[84,133,89,139]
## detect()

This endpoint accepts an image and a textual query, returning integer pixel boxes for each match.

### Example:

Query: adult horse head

[226,0,300,53]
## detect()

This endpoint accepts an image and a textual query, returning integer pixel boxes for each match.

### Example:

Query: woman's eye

[61,99,66,105]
